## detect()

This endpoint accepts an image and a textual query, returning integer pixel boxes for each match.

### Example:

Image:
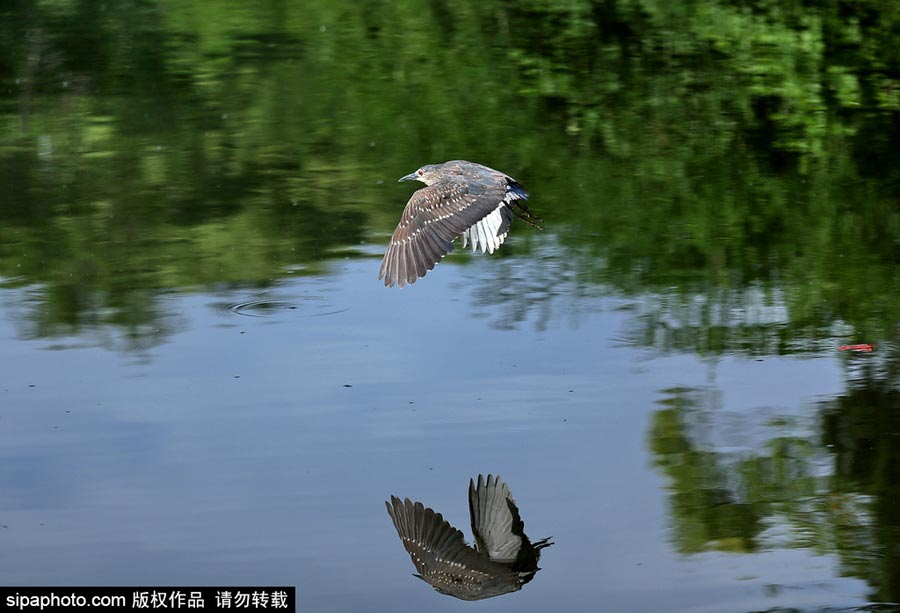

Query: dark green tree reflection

[650,341,900,604]
[821,346,900,604]
[650,387,765,554]
[1,0,898,348]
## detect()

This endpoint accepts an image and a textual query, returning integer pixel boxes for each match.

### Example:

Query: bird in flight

[385,474,553,601]
[378,160,541,288]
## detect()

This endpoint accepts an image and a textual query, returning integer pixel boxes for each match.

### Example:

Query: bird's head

[398,164,442,186]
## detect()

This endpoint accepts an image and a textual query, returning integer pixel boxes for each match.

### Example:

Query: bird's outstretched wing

[469,474,525,562]
[385,496,510,600]
[378,178,510,288]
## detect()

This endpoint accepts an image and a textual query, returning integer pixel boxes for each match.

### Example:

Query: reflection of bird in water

[385,474,553,601]
[379,160,541,288]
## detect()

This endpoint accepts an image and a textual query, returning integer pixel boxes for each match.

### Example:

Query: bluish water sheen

[0,258,877,611]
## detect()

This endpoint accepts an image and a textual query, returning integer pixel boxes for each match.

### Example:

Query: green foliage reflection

[650,345,900,603]
[0,0,897,349]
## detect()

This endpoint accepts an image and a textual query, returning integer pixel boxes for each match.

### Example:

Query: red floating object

[839,344,874,352]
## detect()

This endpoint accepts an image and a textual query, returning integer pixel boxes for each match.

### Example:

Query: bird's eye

[417,169,424,176]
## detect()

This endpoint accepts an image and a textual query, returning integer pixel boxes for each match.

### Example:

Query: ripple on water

[215,294,349,318]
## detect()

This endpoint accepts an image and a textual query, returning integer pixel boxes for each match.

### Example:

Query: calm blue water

[0,255,872,611]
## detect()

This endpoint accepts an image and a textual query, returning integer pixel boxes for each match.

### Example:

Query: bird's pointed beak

[398,172,418,182]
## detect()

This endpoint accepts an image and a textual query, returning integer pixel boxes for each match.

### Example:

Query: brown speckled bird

[385,474,553,601]
[379,161,541,288]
